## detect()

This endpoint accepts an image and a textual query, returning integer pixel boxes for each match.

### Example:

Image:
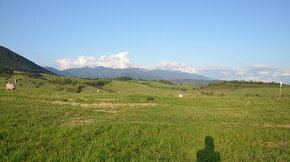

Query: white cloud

[150,61,197,73]
[56,52,198,73]
[280,73,290,77]
[195,65,232,71]
[252,64,269,68]
[236,71,246,75]
[55,51,135,70]
[222,72,230,75]
[259,71,269,75]
[195,64,290,83]
[245,76,260,81]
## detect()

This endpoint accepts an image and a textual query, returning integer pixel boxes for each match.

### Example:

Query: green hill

[0,46,54,74]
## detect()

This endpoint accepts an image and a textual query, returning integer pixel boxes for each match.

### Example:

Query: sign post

[280,82,282,98]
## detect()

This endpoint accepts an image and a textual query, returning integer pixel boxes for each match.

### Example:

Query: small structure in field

[179,94,183,98]
[147,97,154,101]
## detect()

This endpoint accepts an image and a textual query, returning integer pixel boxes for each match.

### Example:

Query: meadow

[0,73,289,161]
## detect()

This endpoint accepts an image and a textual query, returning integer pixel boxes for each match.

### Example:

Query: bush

[84,79,111,88]
[152,80,174,85]
[201,91,214,96]
[55,86,64,91]
[20,72,43,78]
[114,76,132,81]
[0,67,13,77]
[49,77,78,85]
[142,82,150,86]
[62,99,68,102]
[66,85,85,93]
[207,80,282,89]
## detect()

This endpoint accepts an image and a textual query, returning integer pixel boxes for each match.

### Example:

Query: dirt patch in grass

[98,98,116,101]
[63,119,94,126]
[266,141,290,147]
[264,124,290,128]
[127,103,157,107]
[251,123,290,128]
[44,100,156,108]
[95,109,117,113]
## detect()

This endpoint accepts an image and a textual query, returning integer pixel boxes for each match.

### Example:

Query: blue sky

[0,0,290,82]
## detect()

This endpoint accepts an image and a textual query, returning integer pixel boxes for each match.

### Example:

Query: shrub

[0,67,13,77]
[114,76,132,81]
[66,85,85,93]
[20,72,43,78]
[62,99,68,102]
[49,77,78,85]
[201,91,214,96]
[154,80,174,85]
[84,79,111,88]
[55,86,64,91]
[142,82,150,86]
[281,94,284,98]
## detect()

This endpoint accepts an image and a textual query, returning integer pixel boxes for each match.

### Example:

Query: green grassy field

[0,73,289,161]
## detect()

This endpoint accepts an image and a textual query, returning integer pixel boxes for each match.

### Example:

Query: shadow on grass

[196,136,221,162]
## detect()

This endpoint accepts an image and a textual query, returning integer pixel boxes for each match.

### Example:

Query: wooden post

[280,82,282,98]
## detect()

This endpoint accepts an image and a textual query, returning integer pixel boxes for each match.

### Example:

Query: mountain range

[44,66,211,81]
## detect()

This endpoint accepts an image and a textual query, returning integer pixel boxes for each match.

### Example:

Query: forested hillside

[0,46,54,74]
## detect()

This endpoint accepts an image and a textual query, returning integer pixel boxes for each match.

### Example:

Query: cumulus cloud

[280,73,290,77]
[252,64,269,68]
[195,65,233,71]
[56,53,198,73]
[236,71,246,75]
[222,72,230,75]
[150,61,197,73]
[259,71,269,75]
[55,51,135,70]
